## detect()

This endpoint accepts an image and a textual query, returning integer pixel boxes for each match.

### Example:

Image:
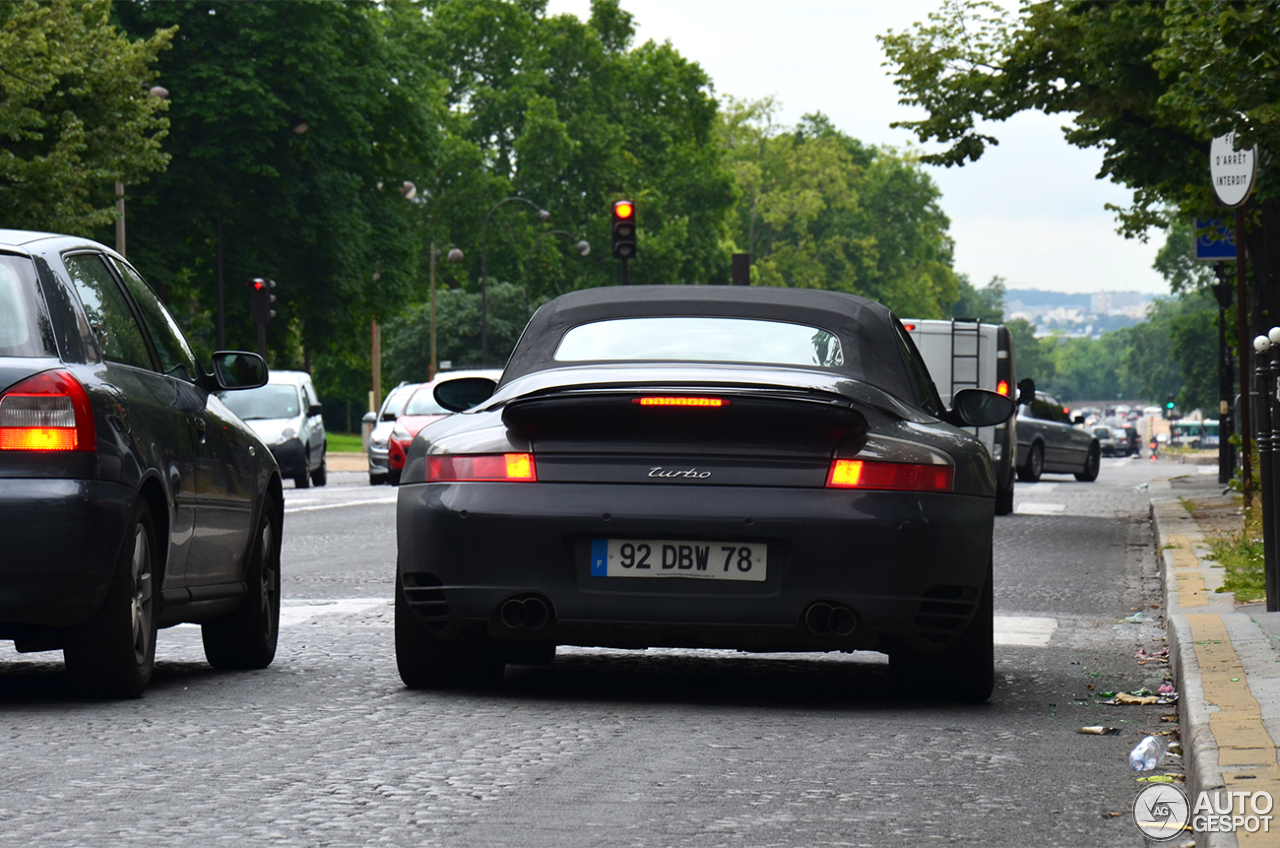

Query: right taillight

[0,370,96,452]
[826,459,953,492]
[427,453,536,481]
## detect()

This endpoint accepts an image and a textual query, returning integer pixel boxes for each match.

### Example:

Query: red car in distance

[387,370,503,483]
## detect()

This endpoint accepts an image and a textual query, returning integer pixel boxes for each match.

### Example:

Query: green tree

[952,274,1005,322]
[114,0,443,408]
[418,0,736,299]
[383,282,529,380]
[1006,317,1051,390]
[878,1,1280,333]
[720,99,958,316]
[1,0,172,233]
[1154,220,1221,296]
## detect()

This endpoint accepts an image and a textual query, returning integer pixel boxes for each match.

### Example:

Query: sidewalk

[1153,473,1280,847]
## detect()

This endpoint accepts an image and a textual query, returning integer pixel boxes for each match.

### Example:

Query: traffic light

[611,200,636,260]
[1164,394,1175,420]
[249,278,276,325]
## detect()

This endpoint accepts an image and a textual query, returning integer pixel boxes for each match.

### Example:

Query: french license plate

[590,539,767,581]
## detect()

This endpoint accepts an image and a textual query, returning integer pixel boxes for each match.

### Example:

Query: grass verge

[1208,499,1265,603]
[326,433,364,453]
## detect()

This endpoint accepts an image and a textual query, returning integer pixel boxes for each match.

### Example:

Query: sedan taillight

[427,453,536,482]
[826,459,952,492]
[0,370,96,452]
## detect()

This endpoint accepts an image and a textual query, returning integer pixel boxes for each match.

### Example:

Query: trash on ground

[1130,736,1165,771]
[1105,692,1162,705]
[1078,726,1120,735]
[1122,612,1149,624]
[1157,683,1176,695]
[1134,646,1170,663]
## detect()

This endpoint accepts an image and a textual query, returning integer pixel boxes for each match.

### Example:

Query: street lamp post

[524,230,589,317]
[116,85,170,259]
[429,242,464,378]
[480,197,549,365]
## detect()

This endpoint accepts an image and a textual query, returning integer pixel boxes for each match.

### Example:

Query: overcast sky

[544,0,1172,296]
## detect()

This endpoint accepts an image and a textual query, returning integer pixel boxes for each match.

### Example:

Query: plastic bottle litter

[1129,735,1165,771]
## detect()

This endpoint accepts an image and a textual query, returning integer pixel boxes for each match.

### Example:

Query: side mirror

[309,403,323,417]
[1016,377,1035,405]
[211,351,268,390]
[435,376,497,413]
[362,411,377,425]
[1072,414,1085,425]
[947,388,1016,428]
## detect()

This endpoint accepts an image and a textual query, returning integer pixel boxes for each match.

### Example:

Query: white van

[900,319,1018,514]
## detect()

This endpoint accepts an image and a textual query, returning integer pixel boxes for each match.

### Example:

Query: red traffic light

[613,200,634,220]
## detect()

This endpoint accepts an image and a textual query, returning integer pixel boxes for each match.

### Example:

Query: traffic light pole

[621,257,629,286]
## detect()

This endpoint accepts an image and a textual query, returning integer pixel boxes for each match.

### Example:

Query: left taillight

[826,459,952,492]
[426,453,536,482]
[0,370,96,452]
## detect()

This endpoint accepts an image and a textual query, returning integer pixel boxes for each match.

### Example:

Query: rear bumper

[396,481,993,652]
[0,478,134,626]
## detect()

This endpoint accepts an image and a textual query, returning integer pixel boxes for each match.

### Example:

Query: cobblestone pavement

[0,460,1197,846]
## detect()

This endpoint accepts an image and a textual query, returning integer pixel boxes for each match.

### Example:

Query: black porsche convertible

[394,286,1013,701]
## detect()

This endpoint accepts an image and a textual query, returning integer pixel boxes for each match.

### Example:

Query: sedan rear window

[553,317,844,368]
[0,255,56,357]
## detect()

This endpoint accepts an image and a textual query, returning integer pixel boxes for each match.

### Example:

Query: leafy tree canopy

[1,0,172,233]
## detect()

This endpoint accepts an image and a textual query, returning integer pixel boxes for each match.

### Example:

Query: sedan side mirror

[362,411,377,425]
[947,388,1016,428]
[435,376,497,413]
[309,403,323,417]
[1073,415,1085,425]
[211,351,268,390]
[1016,377,1035,405]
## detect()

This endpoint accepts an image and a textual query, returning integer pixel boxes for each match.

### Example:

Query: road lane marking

[994,615,1058,646]
[1019,482,1058,492]
[1017,503,1065,515]
[279,598,388,626]
[286,497,397,514]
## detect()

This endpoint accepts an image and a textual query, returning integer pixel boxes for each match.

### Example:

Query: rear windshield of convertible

[553,317,844,368]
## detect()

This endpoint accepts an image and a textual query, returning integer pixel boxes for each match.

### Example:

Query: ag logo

[1134,783,1190,841]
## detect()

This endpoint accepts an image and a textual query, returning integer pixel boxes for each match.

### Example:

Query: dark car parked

[0,230,283,697]
[394,286,1014,702]
[1015,388,1100,482]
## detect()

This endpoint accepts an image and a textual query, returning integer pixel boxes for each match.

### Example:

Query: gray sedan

[1015,390,1099,482]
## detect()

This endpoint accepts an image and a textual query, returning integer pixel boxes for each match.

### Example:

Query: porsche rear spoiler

[501,385,869,455]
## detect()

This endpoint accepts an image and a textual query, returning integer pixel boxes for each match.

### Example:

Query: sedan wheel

[311,452,327,487]
[63,500,157,698]
[1017,443,1043,483]
[295,452,311,489]
[202,498,281,669]
[1075,444,1101,482]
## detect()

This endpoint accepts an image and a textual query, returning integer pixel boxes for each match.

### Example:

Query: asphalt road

[0,456,1206,846]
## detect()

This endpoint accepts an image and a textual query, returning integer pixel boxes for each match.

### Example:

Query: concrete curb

[1154,499,1231,848]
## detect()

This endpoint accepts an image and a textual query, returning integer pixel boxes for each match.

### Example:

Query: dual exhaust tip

[499,595,552,630]
[804,601,857,637]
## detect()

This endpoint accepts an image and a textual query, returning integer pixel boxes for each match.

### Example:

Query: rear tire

[311,451,327,487]
[890,556,994,703]
[507,643,557,665]
[994,481,1014,516]
[1075,444,1100,482]
[202,498,281,669]
[396,582,504,688]
[1017,443,1043,483]
[388,468,402,487]
[63,500,158,698]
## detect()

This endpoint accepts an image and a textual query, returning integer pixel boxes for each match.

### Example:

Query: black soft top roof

[501,285,921,404]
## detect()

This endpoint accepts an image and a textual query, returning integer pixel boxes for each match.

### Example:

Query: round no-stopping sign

[1210,131,1257,207]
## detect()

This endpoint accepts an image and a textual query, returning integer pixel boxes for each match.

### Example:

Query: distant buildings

[1005,288,1153,338]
